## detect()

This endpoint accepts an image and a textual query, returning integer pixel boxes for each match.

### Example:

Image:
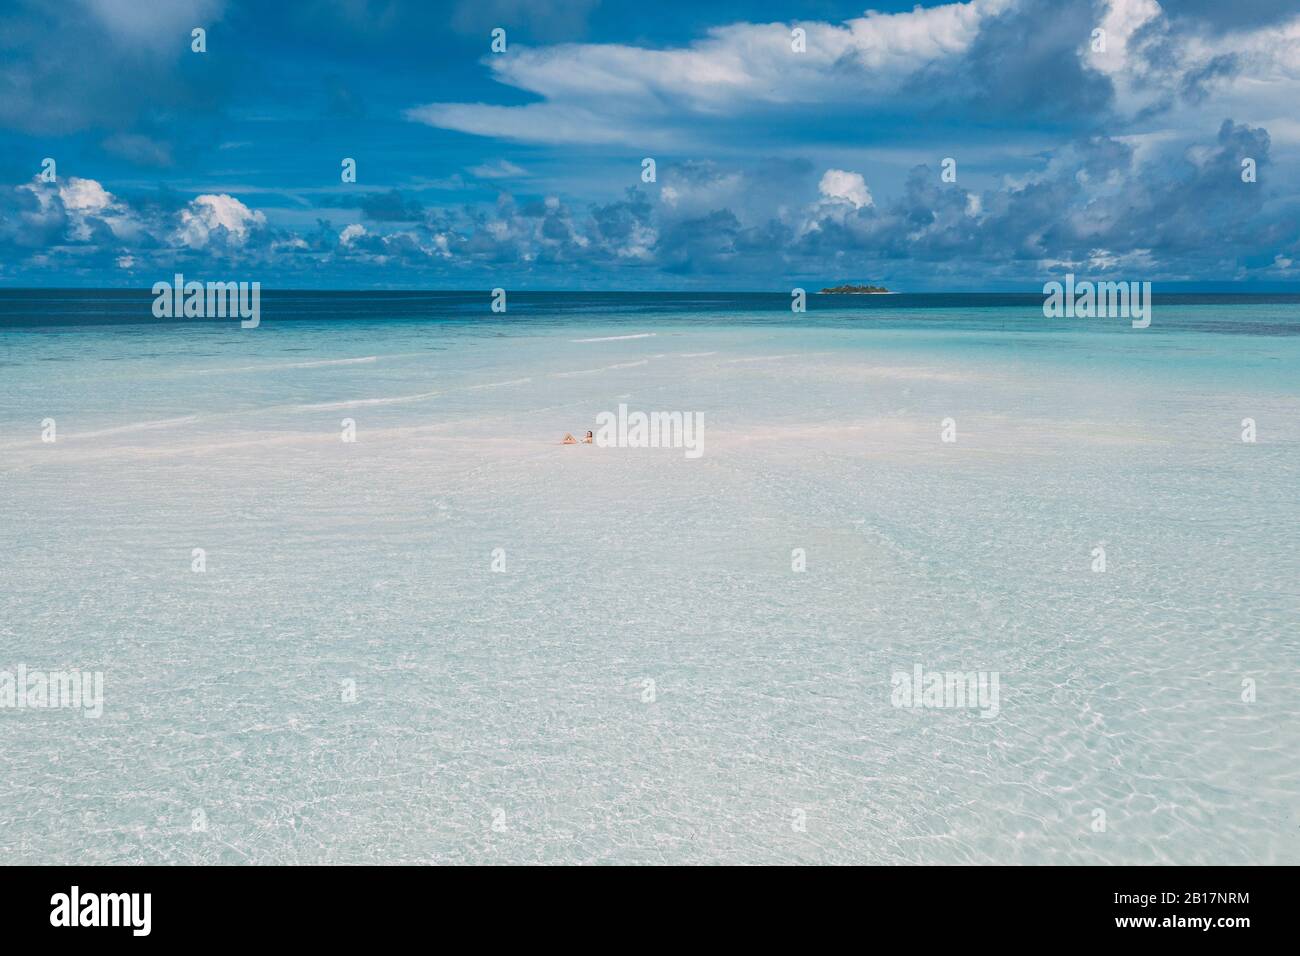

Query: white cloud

[818,169,873,209]
[408,0,1300,159]
[407,101,648,146]
[653,165,748,216]
[467,159,528,179]
[78,0,226,52]
[175,194,266,248]
[22,176,139,241]
[408,1,997,146]
[1087,0,1162,79]
[59,177,116,216]
[339,224,367,245]
[1089,0,1300,125]
[797,169,876,238]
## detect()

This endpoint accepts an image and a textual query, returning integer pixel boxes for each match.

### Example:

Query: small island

[819,284,891,294]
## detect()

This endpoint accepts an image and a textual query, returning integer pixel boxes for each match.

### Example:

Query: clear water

[1,292,1297,864]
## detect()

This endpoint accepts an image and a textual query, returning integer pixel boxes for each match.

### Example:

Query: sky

[0,0,1298,290]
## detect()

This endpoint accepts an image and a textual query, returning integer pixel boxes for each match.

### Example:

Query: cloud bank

[0,0,1297,288]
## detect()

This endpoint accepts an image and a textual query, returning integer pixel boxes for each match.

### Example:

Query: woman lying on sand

[562,431,594,444]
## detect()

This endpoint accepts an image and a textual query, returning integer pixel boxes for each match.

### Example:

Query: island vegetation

[819,284,891,294]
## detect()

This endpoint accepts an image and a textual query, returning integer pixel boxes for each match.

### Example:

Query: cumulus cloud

[174,194,266,249]
[818,170,873,209]
[405,0,1300,151]
[788,118,1286,285]
[15,176,139,243]
[2,0,1298,289]
[1,110,1294,288]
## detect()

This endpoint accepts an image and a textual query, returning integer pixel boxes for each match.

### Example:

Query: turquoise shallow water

[1,292,1297,864]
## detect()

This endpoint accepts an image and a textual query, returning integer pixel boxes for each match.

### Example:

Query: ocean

[1,291,1297,864]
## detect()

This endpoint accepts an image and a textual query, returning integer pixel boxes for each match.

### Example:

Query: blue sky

[1,0,1298,290]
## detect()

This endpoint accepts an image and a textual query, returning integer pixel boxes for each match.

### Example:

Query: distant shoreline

[819,284,893,294]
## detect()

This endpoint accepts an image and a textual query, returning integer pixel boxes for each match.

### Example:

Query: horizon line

[3,287,1300,296]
